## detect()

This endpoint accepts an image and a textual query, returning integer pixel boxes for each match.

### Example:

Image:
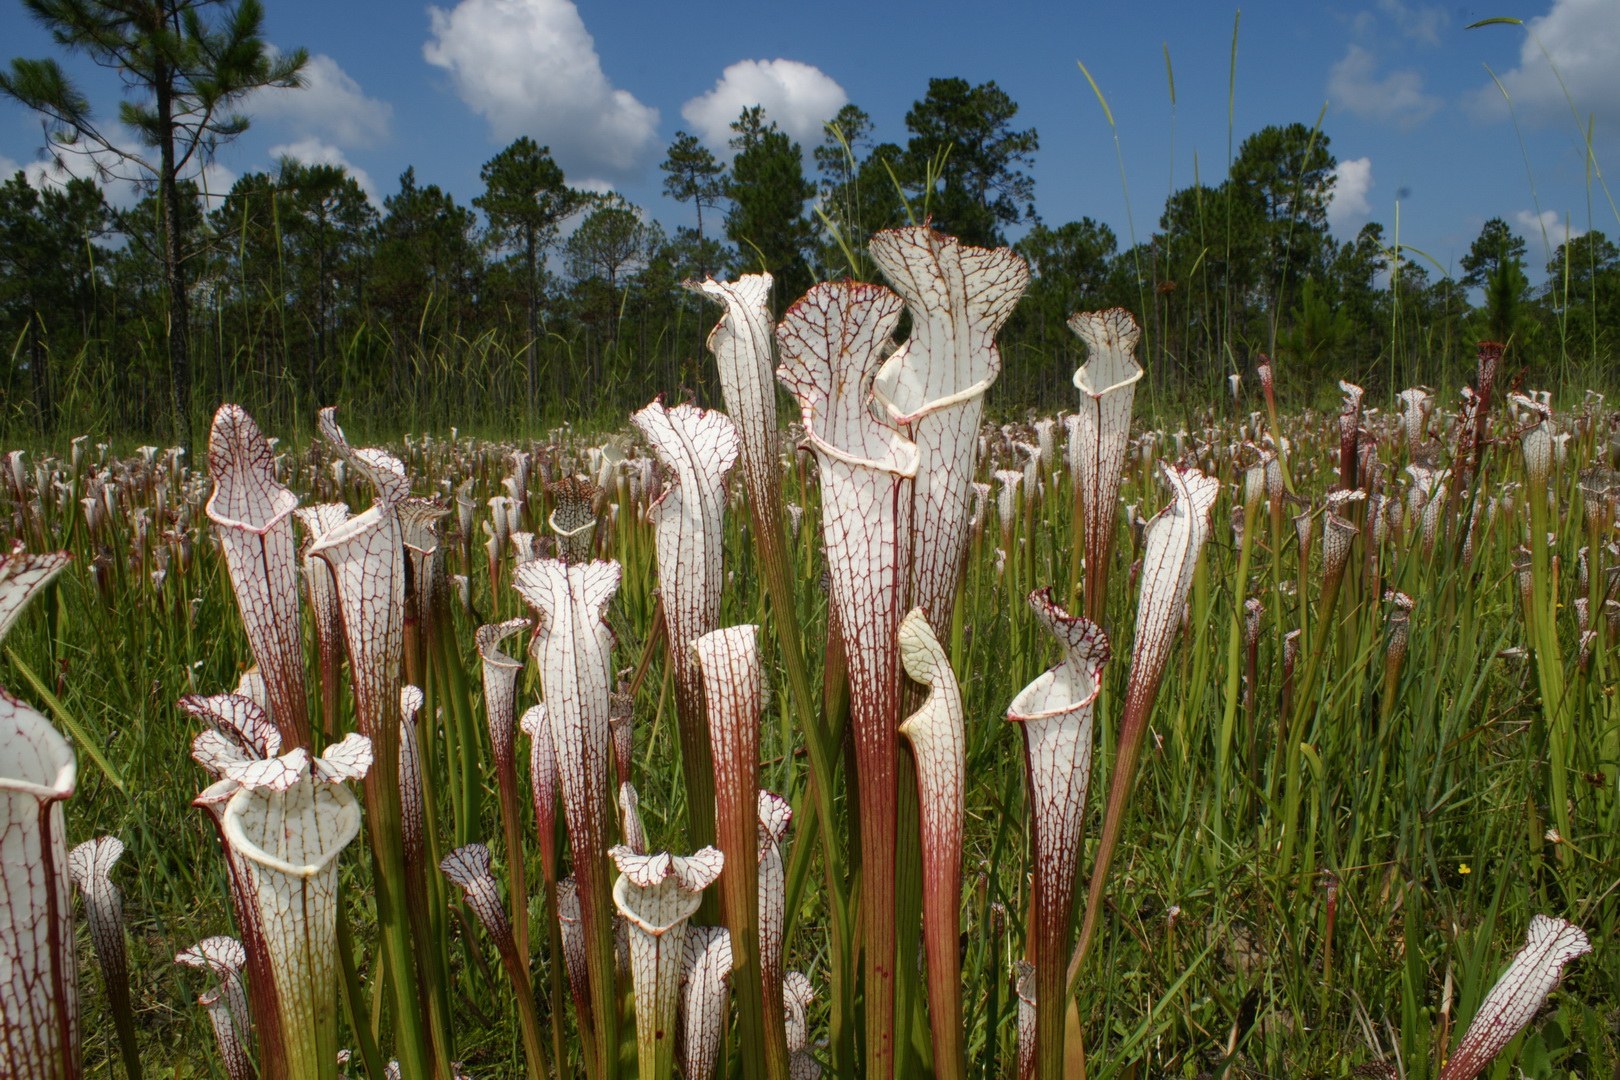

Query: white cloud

[1468,0,1620,135]
[423,0,658,181]
[1377,0,1445,45]
[268,138,380,205]
[15,140,234,205]
[1514,209,1587,253]
[1329,45,1441,129]
[681,59,848,155]
[1327,157,1374,232]
[252,53,392,149]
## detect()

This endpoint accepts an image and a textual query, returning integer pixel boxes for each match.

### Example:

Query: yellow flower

[1459,863,1472,875]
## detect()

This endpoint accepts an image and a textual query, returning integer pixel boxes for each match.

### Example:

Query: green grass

[3,376,1617,1078]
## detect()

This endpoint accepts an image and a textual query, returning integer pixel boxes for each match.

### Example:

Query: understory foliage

[3,88,1617,439]
[0,224,1616,1080]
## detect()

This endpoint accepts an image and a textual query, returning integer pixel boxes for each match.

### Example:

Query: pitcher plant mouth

[611,845,725,1080]
[1436,915,1590,1080]
[777,279,916,1080]
[1007,590,1109,1080]
[633,399,741,851]
[206,404,311,748]
[1067,308,1144,624]
[514,557,623,1078]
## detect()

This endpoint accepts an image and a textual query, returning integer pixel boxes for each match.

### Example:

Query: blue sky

[2,0,1616,282]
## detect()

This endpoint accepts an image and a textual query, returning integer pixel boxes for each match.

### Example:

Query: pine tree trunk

[525,225,538,419]
[156,71,191,448]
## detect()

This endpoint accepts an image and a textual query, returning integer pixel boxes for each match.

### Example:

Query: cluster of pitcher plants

[3,223,1616,1078]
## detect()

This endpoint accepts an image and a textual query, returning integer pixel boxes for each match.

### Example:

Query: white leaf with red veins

[221,763,362,1076]
[440,844,515,952]
[618,781,647,855]
[1129,464,1220,719]
[69,835,131,1034]
[678,925,733,1080]
[314,732,374,783]
[296,502,350,676]
[0,692,77,1080]
[309,504,406,749]
[513,558,617,884]
[179,693,283,766]
[477,618,530,775]
[784,970,821,1076]
[67,835,124,960]
[1438,915,1590,1080]
[206,405,311,747]
[634,400,740,797]
[400,687,427,866]
[871,226,1028,629]
[234,669,269,712]
[1006,589,1109,1071]
[175,936,253,1080]
[318,406,409,504]
[756,788,792,1004]
[513,557,621,1053]
[0,542,69,644]
[520,704,559,879]
[556,877,589,1028]
[1015,960,1036,1080]
[1067,309,1145,613]
[691,275,778,515]
[612,844,724,1079]
[898,606,968,1067]
[777,280,916,1077]
[221,747,311,792]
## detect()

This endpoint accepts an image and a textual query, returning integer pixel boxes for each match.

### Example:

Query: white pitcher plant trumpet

[690,623,790,1078]
[678,925,733,1080]
[206,404,311,748]
[1072,464,1217,988]
[897,607,969,1080]
[218,739,369,1080]
[611,845,725,1080]
[633,399,740,850]
[1437,916,1590,1080]
[175,937,254,1080]
[0,544,75,1080]
[1068,308,1145,623]
[1007,590,1109,1080]
[514,557,622,1076]
[777,280,918,1080]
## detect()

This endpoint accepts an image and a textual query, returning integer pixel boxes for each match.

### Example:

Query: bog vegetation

[1,244,1617,1079]
[1,5,1618,1080]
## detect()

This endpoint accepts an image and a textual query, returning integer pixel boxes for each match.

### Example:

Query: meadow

[1,232,1616,1080]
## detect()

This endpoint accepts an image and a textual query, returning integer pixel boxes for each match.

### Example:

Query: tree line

[4,3,1617,441]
